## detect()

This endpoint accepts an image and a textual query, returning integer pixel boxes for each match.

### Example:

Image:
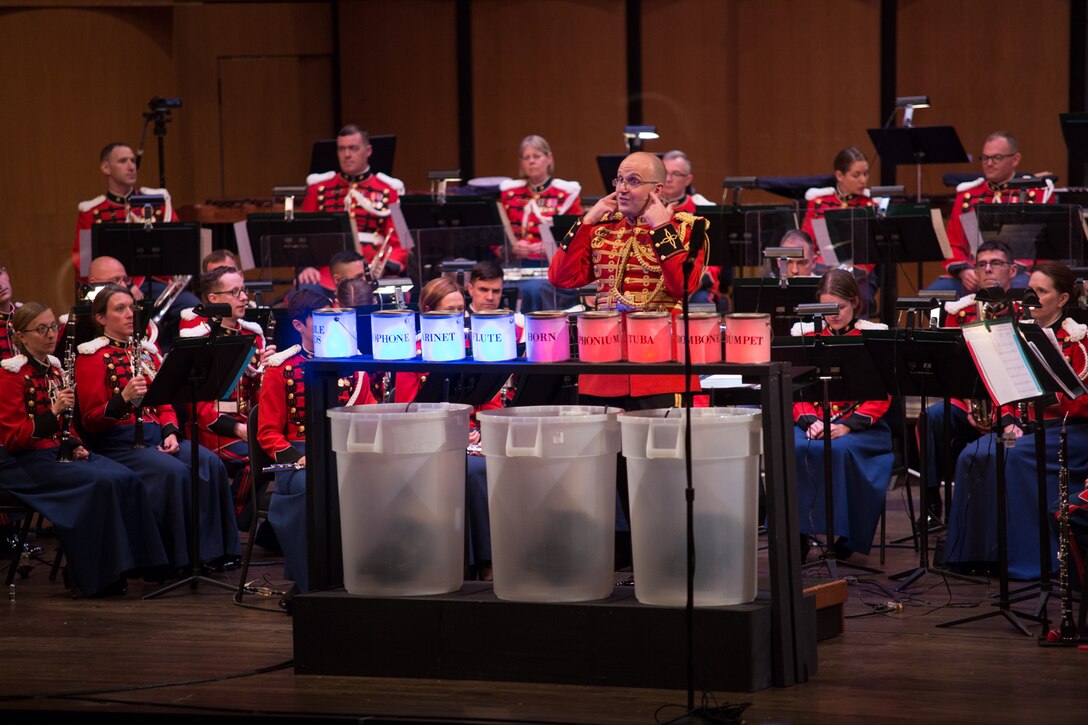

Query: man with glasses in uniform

[930,131,1053,296]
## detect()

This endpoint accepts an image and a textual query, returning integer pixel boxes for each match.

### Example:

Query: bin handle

[645,422,683,459]
[505,420,543,457]
[345,417,382,453]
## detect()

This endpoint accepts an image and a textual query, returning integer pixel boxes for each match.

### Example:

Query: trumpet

[151,274,192,325]
[369,228,396,281]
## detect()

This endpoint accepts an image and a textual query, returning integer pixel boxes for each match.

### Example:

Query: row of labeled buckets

[328,403,761,606]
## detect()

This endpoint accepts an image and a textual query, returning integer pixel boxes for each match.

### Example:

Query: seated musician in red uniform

[75,283,239,571]
[257,289,375,592]
[500,135,583,313]
[298,125,406,286]
[0,302,172,596]
[0,263,20,360]
[661,150,722,307]
[183,266,276,525]
[801,147,878,310]
[922,240,1020,521]
[779,230,818,279]
[791,270,892,561]
[929,131,1053,295]
[179,250,243,335]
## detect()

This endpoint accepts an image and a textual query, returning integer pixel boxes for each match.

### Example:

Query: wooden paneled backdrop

[0,0,1077,311]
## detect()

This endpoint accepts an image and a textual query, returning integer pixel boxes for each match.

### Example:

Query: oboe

[1046,417,1080,643]
[130,302,147,449]
[56,306,78,463]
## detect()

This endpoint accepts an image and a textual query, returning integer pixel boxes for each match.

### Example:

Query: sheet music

[931,209,953,259]
[389,201,414,251]
[960,210,982,256]
[79,229,92,277]
[233,221,254,270]
[1021,323,1088,398]
[200,227,213,263]
[811,217,839,266]
[538,219,558,262]
[961,320,1044,405]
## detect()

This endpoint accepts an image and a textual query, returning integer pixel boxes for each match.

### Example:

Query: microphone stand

[680,255,696,714]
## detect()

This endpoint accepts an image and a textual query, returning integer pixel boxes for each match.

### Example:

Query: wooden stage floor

[2,481,1087,724]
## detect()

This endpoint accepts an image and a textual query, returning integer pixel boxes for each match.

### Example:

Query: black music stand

[91,222,201,305]
[867,126,969,203]
[142,332,257,599]
[414,371,507,407]
[863,327,989,591]
[733,278,819,336]
[309,135,397,177]
[696,205,797,268]
[773,332,889,577]
[822,204,948,267]
[1059,113,1088,162]
[400,196,505,272]
[974,205,1087,263]
[245,212,355,284]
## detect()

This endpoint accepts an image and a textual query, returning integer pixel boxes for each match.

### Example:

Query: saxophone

[56,307,78,462]
[1046,417,1080,643]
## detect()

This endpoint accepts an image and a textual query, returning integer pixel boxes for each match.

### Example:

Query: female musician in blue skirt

[0,302,169,596]
[945,261,1088,579]
[74,284,239,570]
[792,269,892,559]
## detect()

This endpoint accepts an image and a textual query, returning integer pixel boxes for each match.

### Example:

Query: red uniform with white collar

[74,335,179,438]
[943,176,1055,274]
[0,354,82,452]
[179,318,266,454]
[300,169,407,272]
[73,187,178,272]
[499,177,583,260]
[801,187,875,270]
[548,210,707,398]
[790,320,891,429]
[256,344,375,464]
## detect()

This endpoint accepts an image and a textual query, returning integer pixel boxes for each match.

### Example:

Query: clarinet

[130,302,147,449]
[1047,417,1079,643]
[56,306,78,463]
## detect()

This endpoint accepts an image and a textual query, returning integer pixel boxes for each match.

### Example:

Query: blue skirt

[466,454,491,564]
[266,442,307,590]
[794,420,894,555]
[4,448,169,595]
[946,423,1088,580]
[90,423,239,567]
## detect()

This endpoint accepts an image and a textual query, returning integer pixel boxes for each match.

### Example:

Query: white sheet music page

[931,209,953,259]
[811,217,839,266]
[960,210,982,257]
[961,319,1043,405]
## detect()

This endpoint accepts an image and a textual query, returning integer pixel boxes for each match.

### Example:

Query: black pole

[878,0,898,187]
[331,0,343,128]
[455,0,475,179]
[625,0,642,126]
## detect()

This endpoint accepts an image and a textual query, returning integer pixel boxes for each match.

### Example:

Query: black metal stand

[937,433,1040,635]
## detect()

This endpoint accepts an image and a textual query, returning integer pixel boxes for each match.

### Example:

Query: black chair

[0,489,34,588]
[234,404,282,608]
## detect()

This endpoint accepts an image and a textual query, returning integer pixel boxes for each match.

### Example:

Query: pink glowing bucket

[674,312,722,363]
[470,309,518,361]
[420,310,466,362]
[524,311,570,362]
[576,311,623,363]
[370,310,417,360]
[624,311,672,363]
[724,313,772,363]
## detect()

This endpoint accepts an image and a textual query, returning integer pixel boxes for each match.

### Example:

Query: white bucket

[370,310,417,360]
[478,405,622,602]
[420,310,466,361]
[619,407,762,606]
[313,307,358,358]
[328,402,472,596]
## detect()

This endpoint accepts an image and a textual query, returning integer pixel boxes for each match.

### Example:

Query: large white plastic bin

[478,405,622,602]
[619,407,762,606]
[328,402,472,596]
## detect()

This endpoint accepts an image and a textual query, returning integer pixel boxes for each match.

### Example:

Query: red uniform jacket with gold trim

[180,318,266,454]
[256,345,375,464]
[0,354,82,452]
[74,336,179,437]
[73,187,178,271]
[548,210,707,398]
[791,322,891,430]
[943,176,1055,274]
[300,170,407,271]
[500,178,583,260]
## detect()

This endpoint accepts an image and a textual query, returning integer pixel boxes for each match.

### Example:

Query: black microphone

[193,303,233,318]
